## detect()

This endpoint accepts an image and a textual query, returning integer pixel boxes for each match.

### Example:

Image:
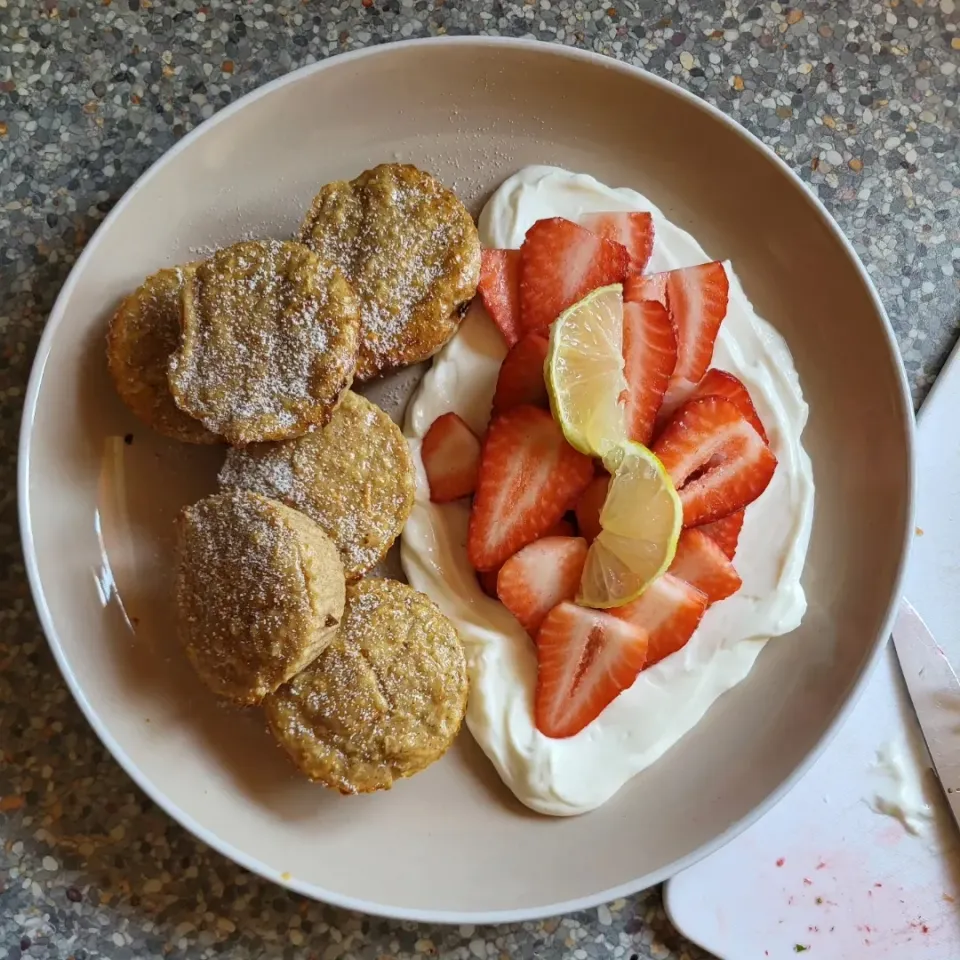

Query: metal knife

[891,598,960,830]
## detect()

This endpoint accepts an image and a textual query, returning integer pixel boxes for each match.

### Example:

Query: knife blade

[891,598,960,831]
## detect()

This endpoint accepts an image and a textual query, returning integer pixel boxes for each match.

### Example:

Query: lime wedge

[578,441,682,609]
[546,284,628,457]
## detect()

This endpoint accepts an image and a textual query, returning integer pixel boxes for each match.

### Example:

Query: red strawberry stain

[776,857,785,867]
[803,878,813,886]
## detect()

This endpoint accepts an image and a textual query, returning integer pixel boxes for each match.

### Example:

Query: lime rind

[545,284,628,457]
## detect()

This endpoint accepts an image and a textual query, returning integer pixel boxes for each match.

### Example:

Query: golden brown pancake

[106,266,218,444]
[218,391,415,580]
[168,240,360,445]
[298,164,480,380]
[175,490,346,705]
[264,578,468,793]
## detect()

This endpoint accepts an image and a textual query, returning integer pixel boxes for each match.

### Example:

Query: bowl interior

[21,39,912,921]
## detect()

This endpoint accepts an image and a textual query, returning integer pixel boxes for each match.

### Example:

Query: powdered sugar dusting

[218,392,415,579]
[167,239,360,444]
[298,164,480,379]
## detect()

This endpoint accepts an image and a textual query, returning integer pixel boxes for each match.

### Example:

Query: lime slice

[578,441,682,609]
[546,284,628,457]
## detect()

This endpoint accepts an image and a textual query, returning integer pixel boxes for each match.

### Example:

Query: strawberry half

[696,508,745,560]
[668,529,742,604]
[622,299,678,445]
[535,602,649,739]
[467,405,594,571]
[580,211,655,273]
[491,332,550,418]
[624,271,667,306]
[662,261,730,412]
[627,263,729,416]
[653,396,777,527]
[690,369,767,443]
[478,249,523,346]
[612,573,708,666]
[497,536,588,637]
[519,217,631,334]
[421,412,481,503]
[574,474,610,545]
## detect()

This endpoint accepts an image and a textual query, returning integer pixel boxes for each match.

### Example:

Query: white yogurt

[400,166,815,816]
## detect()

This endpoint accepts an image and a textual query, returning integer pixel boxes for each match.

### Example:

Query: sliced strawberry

[497,536,588,637]
[689,369,767,442]
[491,332,550,417]
[477,568,501,598]
[547,516,577,538]
[624,271,667,306]
[574,475,610,544]
[653,396,777,527]
[668,529,742,604]
[478,249,523,346]
[696,508,745,560]
[519,217,631,334]
[535,602,649,739]
[611,574,708,666]
[580,211,655,273]
[467,406,594,571]
[621,299,678,445]
[661,261,729,413]
[421,413,481,503]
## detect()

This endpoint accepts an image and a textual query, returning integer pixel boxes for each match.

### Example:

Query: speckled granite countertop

[1,1,958,958]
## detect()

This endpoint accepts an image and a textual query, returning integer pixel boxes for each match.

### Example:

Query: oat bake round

[174,490,346,706]
[263,578,468,794]
[106,266,219,444]
[217,391,415,580]
[297,163,481,381]
[167,240,360,445]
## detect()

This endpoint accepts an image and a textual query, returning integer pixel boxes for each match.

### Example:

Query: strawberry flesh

[689,368,767,442]
[624,271,667,306]
[535,601,649,739]
[497,536,588,637]
[668,529,742,604]
[574,474,610,545]
[696,508,745,560]
[621,299,678,445]
[421,412,481,503]
[478,249,523,347]
[467,405,594,571]
[519,217,631,334]
[491,332,550,418]
[580,211,655,273]
[628,263,729,417]
[612,573,708,666]
[653,396,777,527]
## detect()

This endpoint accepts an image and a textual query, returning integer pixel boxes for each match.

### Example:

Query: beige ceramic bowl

[19,38,913,922]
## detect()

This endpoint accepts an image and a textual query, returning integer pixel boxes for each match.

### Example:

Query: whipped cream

[400,166,815,816]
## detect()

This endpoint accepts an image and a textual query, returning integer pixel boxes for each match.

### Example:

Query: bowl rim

[17,35,916,924]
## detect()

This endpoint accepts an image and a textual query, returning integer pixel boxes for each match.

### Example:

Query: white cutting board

[664,340,960,960]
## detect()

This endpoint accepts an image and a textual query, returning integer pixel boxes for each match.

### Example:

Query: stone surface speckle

[0,1,958,958]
